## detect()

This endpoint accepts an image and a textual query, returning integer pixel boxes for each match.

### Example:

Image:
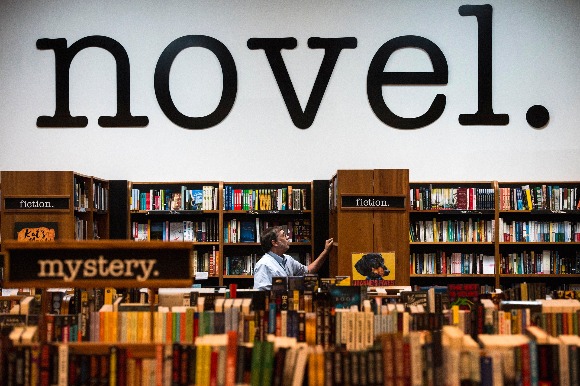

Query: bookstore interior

[0,168,579,385]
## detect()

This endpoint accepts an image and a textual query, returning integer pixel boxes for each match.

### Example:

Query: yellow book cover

[185,308,195,343]
[131,312,140,343]
[104,287,116,305]
[142,311,151,343]
[109,311,119,342]
[525,188,533,210]
[153,310,165,343]
[118,312,127,342]
[305,312,316,346]
[352,252,396,286]
[307,346,317,386]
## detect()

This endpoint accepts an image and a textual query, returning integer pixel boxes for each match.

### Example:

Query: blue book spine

[480,355,493,386]
[268,302,277,334]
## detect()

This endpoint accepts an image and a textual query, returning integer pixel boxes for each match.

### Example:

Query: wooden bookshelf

[221,181,314,287]
[126,180,316,287]
[329,169,409,286]
[409,181,497,289]
[496,181,580,292]
[0,171,110,250]
[128,181,221,284]
[408,180,580,292]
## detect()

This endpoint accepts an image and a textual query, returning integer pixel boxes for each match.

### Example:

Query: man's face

[273,229,290,252]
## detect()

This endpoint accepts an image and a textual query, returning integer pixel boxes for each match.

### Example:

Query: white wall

[1,0,578,182]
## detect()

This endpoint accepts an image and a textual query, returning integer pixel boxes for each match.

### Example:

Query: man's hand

[324,238,334,253]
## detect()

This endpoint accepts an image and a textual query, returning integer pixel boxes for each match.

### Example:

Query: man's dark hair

[354,253,390,279]
[260,226,282,253]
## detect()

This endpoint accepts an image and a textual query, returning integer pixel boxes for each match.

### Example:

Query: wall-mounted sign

[340,194,406,210]
[34,4,549,130]
[4,196,70,211]
[3,240,193,288]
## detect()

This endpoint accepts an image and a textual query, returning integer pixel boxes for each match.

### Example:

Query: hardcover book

[149,221,165,241]
[400,291,428,309]
[329,285,365,309]
[168,222,184,241]
[239,221,256,243]
[189,190,204,210]
[227,256,246,275]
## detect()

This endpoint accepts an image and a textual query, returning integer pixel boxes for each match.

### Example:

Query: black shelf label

[4,242,192,287]
[4,197,70,210]
[341,195,405,210]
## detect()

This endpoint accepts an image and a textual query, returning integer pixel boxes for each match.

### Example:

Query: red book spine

[225,331,238,386]
[209,350,219,386]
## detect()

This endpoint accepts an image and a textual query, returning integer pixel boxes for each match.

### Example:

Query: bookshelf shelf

[409,181,496,284]
[499,274,580,278]
[499,241,579,245]
[221,181,314,283]
[410,242,494,245]
[329,169,410,285]
[410,274,495,278]
[497,181,580,292]
[222,274,253,279]
[124,180,316,286]
[0,171,110,246]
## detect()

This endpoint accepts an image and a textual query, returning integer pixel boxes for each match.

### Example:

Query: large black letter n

[36,36,148,128]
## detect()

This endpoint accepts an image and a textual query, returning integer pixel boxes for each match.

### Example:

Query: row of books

[409,219,495,242]
[92,180,109,211]
[132,218,219,242]
[223,186,308,211]
[9,284,580,343]
[499,250,580,275]
[73,176,90,209]
[410,252,495,275]
[1,333,329,386]
[74,216,88,240]
[498,218,580,242]
[501,282,549,302]
[38,297,444,349]
[224,252,312,276]
[499,185,580,211]
[192,249,220,276]
[410,186,495,211]
[7,324,580,386]
[223,218,312,244]
[224,254,258,275]
[130,185,219,211]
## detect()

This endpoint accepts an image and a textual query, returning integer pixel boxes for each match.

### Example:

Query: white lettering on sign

[37,255,159,282]
[355,198,391,207]
[19,199,54,208]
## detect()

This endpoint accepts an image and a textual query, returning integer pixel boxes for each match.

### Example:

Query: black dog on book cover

[354,253,391,280]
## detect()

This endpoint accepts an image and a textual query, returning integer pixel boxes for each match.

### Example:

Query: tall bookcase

[408,180,580,293]
[409,181,497,289]
[496,181,580,292]
[0,171,110,250]
[128,181,221,284]
[222,181,314,286]
[126,181,316,287]
[329,169,410,286]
